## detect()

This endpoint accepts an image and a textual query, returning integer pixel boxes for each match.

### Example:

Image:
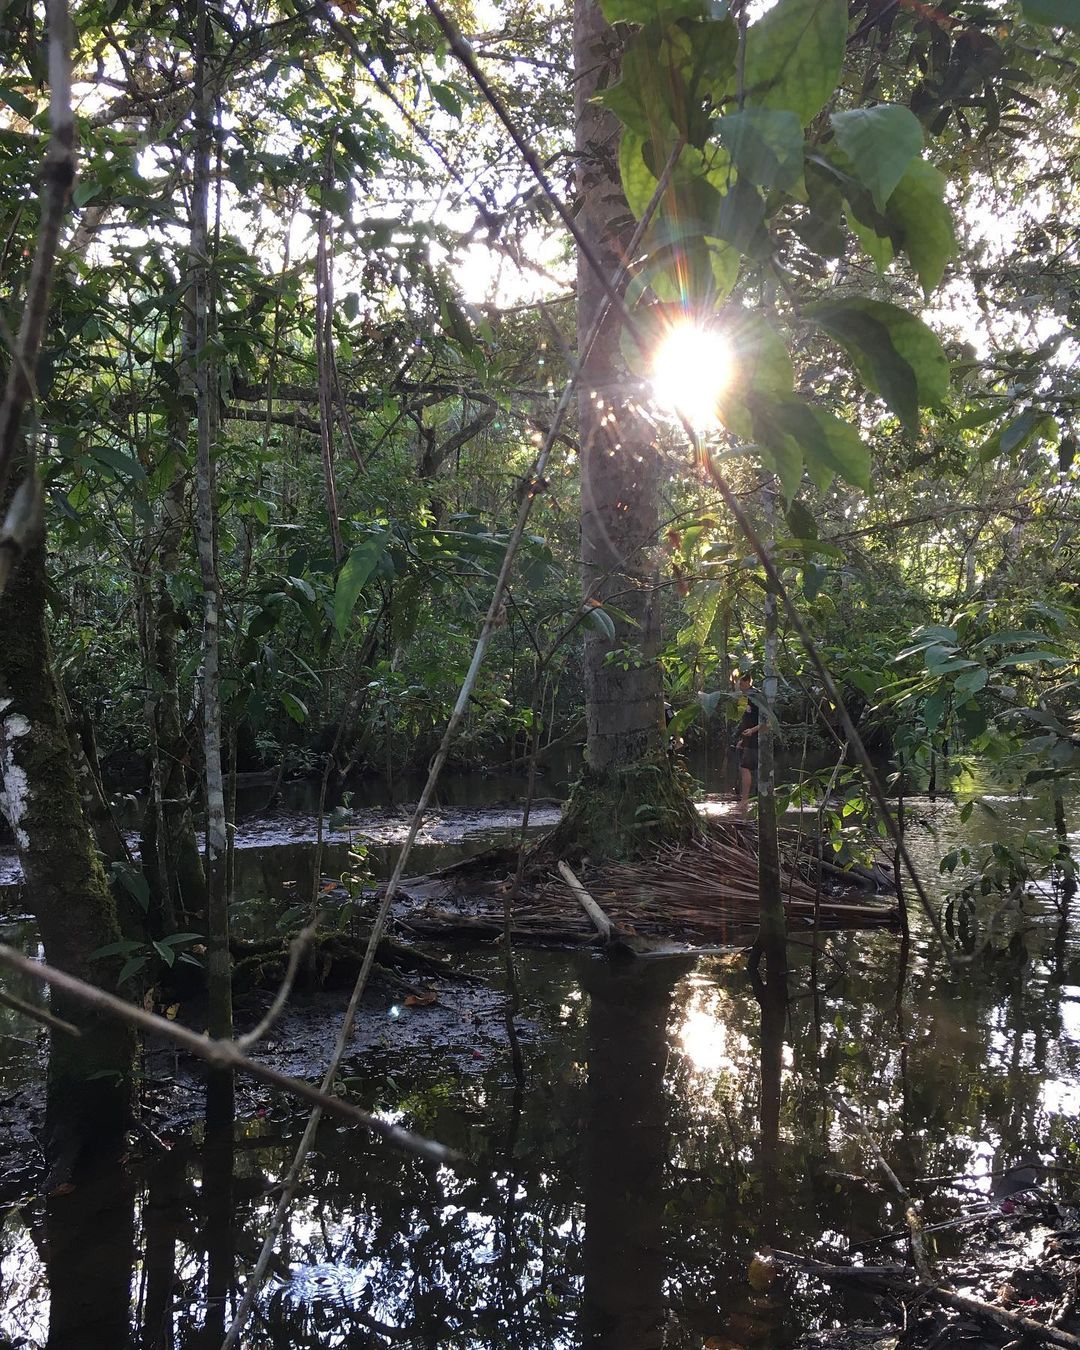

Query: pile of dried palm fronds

[398,822,898,947]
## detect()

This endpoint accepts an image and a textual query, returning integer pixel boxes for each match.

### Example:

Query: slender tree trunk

[315,151,344,567]
[754,487,786,974]
[550,0,697,858]
[139,464,207,936]
[192,1,233,1119]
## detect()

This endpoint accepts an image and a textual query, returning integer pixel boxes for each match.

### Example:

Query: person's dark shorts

[736,744,756,775]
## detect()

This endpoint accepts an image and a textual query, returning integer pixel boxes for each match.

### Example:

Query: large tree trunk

[0,536,134,1182]
[550,0,698,859]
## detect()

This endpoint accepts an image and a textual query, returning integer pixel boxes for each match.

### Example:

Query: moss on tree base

[536,754,701,863]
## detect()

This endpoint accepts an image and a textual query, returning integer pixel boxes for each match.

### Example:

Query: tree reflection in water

[5,920,1080,1347]
[581,958,685,1349]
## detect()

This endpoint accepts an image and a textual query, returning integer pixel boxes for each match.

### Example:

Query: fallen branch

[836,1094,933,1282]
[557,860,614,941]
[0,943,460,1169]
[766,1247,1080,1350]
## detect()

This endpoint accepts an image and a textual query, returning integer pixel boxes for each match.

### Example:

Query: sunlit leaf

[830,105,923,211]
[886,159,957,299]
[810,298,949,431]
[743,0,846,126]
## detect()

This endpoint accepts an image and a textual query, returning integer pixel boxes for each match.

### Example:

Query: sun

[650,321,732,431]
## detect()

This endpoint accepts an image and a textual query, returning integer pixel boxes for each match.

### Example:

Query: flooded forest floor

[3,775,1080,1348]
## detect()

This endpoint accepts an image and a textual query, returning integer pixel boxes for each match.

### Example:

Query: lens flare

[650,322,732,431]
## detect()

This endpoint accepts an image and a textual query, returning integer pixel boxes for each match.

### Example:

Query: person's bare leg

[738,764,752,814]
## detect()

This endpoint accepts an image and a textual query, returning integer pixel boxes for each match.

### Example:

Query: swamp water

[2,783,1080,1348]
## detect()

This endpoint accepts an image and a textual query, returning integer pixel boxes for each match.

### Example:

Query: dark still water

[2,788,1080,1347]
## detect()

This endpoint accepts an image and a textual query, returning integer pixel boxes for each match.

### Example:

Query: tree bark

[550,0,698,858]
[754,486,787,975]
[192,0,233,1119]
[0,535,134,1180]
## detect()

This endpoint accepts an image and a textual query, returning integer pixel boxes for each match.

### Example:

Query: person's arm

[740,722,761,741]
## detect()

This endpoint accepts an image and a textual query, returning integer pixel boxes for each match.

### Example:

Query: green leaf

[809,298,949,431]
[280,691,309,724]
[86,442,147,481]
[1021,0,1080,28]
[755,394,871,491]
[722,307,794,399]
[715,109,804,191]
[90,939,145,960]
[954,667,988,698]
[668,703,701,738]
[923,687,947,732]
[118,954,148,985]
[334,533,387,639]
[786,500,818,539]
[584,603,617,640]
[684,580,722,647]
[743,0,847,126]
[601,0,707,22]
[845,202,893,272]
[829,105,923,211]
[429,81,462,119]
[886,158,957,299]
[620,129,659,218]
[0,84,36,119]
[978,407,1041,462]
[802,560,828,600]
[152,940,177,968]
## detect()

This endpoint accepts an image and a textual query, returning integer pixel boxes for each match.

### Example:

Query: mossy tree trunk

[551,0,697,860]
[0,533,135,1182]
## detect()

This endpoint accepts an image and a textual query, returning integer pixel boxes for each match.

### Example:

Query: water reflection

[581,960,681,1348]
[4,863,1080,1343]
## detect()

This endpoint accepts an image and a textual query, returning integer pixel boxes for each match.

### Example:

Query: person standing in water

[734,671,760,814]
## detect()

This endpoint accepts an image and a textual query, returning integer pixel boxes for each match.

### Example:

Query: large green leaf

[334,533,387,639]
[829,105,923,211]
[743,0,847,126]
[845,202,894,272]
[619,129,658,217]
[809,298,949,431]
[1021,0,1080,28]
[886,159,957,299]
[716,309,795,440]
[715,109,804,191]
[601,0,707,23]
[755,393,871,491]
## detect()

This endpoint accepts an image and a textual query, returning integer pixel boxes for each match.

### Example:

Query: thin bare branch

[0,943,461,1168]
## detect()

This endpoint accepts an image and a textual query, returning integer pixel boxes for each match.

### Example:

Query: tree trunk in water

[192,2,233,1123]
[45,1158,134,1349]
[550,0,697,859]
[582,960,678,1347]
[754,490,786,975]
[0,535,134,1181]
